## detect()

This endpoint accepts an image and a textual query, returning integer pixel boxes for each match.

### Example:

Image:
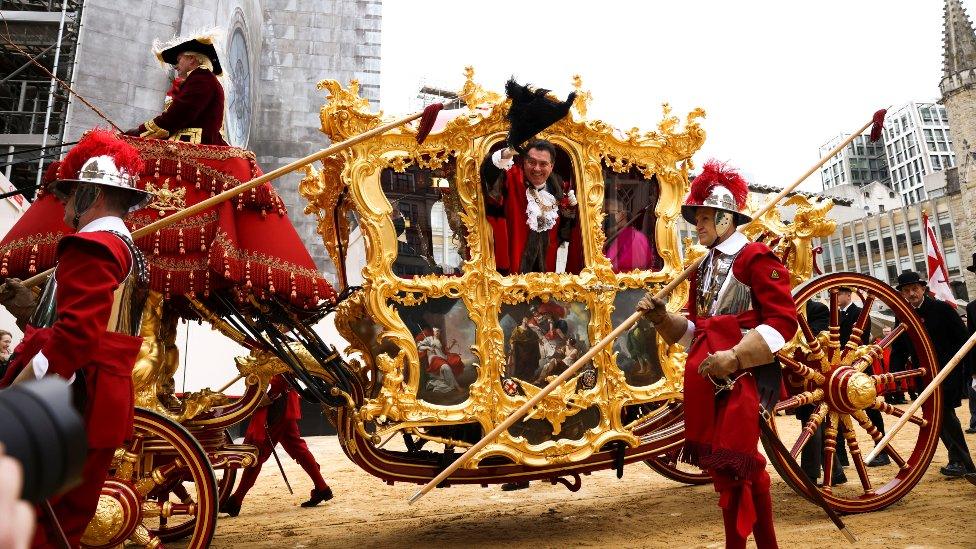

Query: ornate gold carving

[742,194,836,287]
[80,494,125,546]
[302,71,821,468]
[458,66,503,108]
[132,292,181,416]
[845,370,878,410]
[145,179,187,214]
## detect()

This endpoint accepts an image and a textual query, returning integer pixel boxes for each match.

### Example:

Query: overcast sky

[381,0,969,191]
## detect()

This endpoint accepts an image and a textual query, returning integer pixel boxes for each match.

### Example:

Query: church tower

[940,0,976,287]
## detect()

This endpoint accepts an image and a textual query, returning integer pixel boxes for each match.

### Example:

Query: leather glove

[637,292,688,345]
[698,350,738,379]
[0,278,36,325]
[698,329,775,380]
[637,293,668,323]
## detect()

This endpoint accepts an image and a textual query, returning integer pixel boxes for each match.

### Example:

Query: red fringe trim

[680,440,765,480]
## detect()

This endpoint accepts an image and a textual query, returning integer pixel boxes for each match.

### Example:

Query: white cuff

[754,324,787,353]
[30,351,75,384]
[492,149,514,171]
[677,319,695,348]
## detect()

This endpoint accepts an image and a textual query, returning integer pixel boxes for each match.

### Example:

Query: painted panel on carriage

[498,296,601,444]
[612,289,665,387]
[601,167,663,273]
[395,296,478,406]
[380,158,468,278]
[499,299,592,388]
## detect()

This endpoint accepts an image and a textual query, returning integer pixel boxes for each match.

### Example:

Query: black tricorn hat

[158,37,223,76]
[967,252,976,274]
[895,270,926,290]
[505,78,576,152]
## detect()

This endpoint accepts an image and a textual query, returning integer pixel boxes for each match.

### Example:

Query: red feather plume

[59,128,144,181]
[42,160,61,184]
[688,160,749,210]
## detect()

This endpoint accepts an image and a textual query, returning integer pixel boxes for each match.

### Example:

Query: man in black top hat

[126,33,228,146]
[890,270,975,477]
[964,254,976,434]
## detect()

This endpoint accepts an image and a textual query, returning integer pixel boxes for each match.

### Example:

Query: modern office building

[882,102,955,205]
[819,132,890,191]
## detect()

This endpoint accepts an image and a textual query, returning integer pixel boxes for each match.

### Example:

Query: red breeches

[714,468,778,549]
[233,419,327,503]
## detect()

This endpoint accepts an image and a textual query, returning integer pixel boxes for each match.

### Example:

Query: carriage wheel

[80,408,218,549]
[763,273,942,514]
[153,430,237,542]
[637,402,711,485]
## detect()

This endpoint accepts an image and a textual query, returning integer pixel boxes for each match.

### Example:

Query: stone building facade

[63,0,382,281]
[940,0,976,292]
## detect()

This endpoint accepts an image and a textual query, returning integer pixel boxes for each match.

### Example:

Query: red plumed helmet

[55,128,151,212]
[681,160,751,226]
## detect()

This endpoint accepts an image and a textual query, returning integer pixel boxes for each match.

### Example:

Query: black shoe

[940,463,968,478]
[826,473,847,486]
[501,481,530,491]
[867,454,891,467]
[301,487,334,507]
[220,497,241,517]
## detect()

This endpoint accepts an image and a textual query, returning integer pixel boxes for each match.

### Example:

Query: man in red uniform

[0,129,151,547]
[639,160,797,549]
[125,33,227,145]
[221,373,333,516]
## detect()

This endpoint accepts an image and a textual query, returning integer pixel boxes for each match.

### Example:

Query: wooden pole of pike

[12,107,436,291]
[865,332,976,463]
[409,115,881,505]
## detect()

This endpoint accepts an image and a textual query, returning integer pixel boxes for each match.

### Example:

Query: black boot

[220,497,241,517]
[501,481,530,491]
[301,487,334,507]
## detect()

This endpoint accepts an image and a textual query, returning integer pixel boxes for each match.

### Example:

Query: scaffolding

[0,0,83,198]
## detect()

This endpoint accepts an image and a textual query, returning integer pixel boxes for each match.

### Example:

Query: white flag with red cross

[923,212,956,307]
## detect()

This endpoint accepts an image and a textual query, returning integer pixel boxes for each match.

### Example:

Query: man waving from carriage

[638,160,798,549]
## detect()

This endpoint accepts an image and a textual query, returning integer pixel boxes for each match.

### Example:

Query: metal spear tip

[408,489,423,505]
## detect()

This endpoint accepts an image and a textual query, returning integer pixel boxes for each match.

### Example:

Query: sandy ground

[179,406,976,549]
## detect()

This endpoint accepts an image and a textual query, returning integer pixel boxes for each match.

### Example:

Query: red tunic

[244,374,303,445]
[138,67,227,146]
[2,231,142,449]
[681,241,797,543]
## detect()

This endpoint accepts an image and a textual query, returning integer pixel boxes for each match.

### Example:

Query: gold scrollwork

[299,69,820,468]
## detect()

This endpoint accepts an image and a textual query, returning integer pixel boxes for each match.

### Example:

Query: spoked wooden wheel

[764,273,942,514]
[640,402,711,485]
[80,408,218,549]
[153,430,238,542]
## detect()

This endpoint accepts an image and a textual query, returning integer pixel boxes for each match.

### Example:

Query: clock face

[225,28,251,148]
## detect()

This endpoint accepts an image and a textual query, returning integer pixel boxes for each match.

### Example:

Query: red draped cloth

[0,137,334,307]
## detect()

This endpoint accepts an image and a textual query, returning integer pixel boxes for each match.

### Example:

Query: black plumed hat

[504,78,576,152]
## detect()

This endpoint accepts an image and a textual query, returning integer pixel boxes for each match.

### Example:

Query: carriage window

[380,157,468,278]
[480,142,581,275]
[601,167,662,273]
[395,296,478,406]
